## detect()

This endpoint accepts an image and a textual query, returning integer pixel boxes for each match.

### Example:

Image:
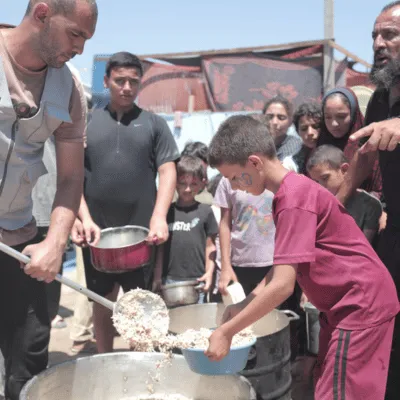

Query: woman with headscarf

[318,87,382,198]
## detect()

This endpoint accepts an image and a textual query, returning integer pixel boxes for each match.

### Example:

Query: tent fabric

[91,44,371,113]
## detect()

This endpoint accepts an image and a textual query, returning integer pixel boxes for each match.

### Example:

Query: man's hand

[205,327,233,361]
[22,240,63,283]
[350,119,400,153]
[147,214,169,245]
[71,219,85,246]
[82,218,101,246]
[71,218,101,247]
[218,265,238,295]
[197,270,213,292]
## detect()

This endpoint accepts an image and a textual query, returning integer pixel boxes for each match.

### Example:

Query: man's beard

[370,57,400,89]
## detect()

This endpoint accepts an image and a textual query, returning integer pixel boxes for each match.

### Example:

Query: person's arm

[23,140,84,282]
[208,205,317,360]
[148,116,180,244]
[206,263,297,360]
[198,236,216,292]
[218,207,238,294]
[148,161,177,244]
[336,149,377,204]
[70,195,101,247]
[152,245,164,293]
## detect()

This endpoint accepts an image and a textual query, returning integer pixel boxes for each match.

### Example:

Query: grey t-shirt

[84,105,180,229]
[162,202,218,280]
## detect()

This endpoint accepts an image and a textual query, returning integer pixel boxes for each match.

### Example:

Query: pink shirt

[273,172,399,330]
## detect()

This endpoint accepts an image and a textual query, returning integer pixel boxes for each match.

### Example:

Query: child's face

[308,163,348,195]
[218,161,265,196]
[298,115,321,149]
[176,174,205,202]
[323,97,351,139]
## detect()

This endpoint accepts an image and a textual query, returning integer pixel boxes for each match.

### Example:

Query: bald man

[0,1,97,398]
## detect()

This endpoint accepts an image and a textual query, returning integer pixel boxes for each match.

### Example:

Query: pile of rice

[112,289,255,397]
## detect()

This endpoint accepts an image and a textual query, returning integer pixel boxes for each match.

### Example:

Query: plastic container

[222,282,246,306]
[181,338,257,375]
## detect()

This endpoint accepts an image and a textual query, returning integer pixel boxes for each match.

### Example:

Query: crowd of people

[1,1,400,400]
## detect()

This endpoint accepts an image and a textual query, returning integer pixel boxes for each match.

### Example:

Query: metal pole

[324,0,335,93]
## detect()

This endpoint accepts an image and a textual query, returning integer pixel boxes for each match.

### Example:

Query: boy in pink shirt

[205,115,399,400]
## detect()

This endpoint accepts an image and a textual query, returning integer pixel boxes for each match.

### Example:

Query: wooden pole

[324,0,335,93]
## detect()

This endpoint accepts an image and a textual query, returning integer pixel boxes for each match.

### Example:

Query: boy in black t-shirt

[153,156,218,303]
[307,145,382,244]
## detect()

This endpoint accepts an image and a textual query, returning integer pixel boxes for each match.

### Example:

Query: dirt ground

[48,268,129,367]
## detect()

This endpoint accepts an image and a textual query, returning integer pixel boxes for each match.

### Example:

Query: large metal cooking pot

[89,226,152,273]
[168,303,298,400]
[20,352,256,400]
[161,281,204,307]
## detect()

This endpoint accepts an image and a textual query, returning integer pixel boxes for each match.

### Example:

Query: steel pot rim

[161,280,200,290]
[89,225,150,250]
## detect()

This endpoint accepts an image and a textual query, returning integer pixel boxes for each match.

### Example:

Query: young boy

[214,169,275,297]
[205,115,399,400]
[153,156,218,303]
[306,145,382,244]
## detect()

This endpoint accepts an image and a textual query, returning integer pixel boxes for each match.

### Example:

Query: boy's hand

[300,292,308,310]
[197,271,213,292]
[220,301,247,325]
[152,279,162,293]
[205,327,233,361]
[218,265,238,295]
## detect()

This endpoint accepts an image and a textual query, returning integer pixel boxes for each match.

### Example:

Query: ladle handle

[0,242,114,311]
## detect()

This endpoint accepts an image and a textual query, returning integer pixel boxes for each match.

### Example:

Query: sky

[3,0,391,85]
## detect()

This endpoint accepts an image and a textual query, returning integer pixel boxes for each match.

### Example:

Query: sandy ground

[48,271,129,367]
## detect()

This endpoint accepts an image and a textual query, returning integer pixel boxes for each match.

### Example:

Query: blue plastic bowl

[181,337,257,375]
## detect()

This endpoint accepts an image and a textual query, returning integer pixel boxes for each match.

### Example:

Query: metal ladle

[0,242,169,335]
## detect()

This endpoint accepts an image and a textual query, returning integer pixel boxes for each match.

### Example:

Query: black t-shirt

[162,202,218,280]
[84,105,180,229]
[345,190,382,233]
[364,89,400,226]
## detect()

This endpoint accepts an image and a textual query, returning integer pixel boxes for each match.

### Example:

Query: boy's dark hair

[106,52,143,78]
[181,142,209,164]
[262,95,293,117]
[208,115,277,167]
[207,174,223,197]
[306,145,348,171]
[293,102,322,131]
[177,155,207,181]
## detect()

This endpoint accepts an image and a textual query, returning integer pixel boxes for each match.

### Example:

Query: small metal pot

[89,225,152,273]
[161,280,204,307]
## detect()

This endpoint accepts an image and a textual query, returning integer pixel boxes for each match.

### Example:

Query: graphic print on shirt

[236,194,274,240]
[168,217,200,232]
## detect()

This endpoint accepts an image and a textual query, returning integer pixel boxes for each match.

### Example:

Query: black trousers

[232,265,273,296]
[0,233,50,400]
[376,225,400,400]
